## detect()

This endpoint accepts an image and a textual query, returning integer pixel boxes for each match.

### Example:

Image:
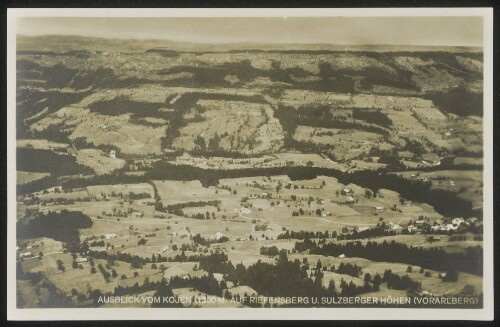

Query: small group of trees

[333,262,363,277]
[382,269,422,293]
[192,234,229,247]
[160,200,220,218]
[56,259,65,272]
[260,246,280,256]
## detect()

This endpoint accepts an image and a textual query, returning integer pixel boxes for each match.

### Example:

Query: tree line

[295,238,482,275]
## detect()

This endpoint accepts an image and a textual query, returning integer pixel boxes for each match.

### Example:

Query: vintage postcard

[6,8,494,320]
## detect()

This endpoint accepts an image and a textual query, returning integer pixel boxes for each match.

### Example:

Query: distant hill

[16,34,483,160]
[17,34,482,53]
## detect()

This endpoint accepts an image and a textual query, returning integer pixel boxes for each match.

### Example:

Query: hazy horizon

[17,17,484,47]
[16,34,484,49]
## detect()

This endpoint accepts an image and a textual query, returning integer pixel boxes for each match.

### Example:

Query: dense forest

[295,239,483,275]
[17,148,93,176]
[425,87,483,117]
[17,210,93,244]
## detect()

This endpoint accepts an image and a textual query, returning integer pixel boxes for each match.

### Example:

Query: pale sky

[17,16,483,47]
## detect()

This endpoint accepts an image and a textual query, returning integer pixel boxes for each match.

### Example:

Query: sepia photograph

[6,8,494,320]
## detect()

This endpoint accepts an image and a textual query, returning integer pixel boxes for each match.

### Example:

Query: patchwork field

[15,34,484,308]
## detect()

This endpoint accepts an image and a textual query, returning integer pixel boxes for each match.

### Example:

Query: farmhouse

[215,232,224,240]
[356,226,369,233]
[346,196,355,204]
[213,273,224,283]
[375,206,384,212]
[407,225,418,233]
[445,224,458,231]
[338,254,346,259]
[387,222,402,230]
[20,252,33,258]
[341,188,353,195]
[105,233,117,240]
[415,219,425,225]
[430,225,442,232]
[240,207,251,215]
[109,150,116,158]
[452,218,465,226]
[75,257,88,263]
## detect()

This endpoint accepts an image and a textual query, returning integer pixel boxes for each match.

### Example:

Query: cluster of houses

[429,217,478,233]
[340,188,355,204]
[397,217,473,234]
[351,216,479,236]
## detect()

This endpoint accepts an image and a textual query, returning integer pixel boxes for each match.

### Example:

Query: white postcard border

[6,7,494,321]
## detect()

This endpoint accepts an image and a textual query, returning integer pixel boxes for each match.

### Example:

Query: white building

[388,222,402,230]
[213,273,224,283]
[341,188,353,195]
[445,224,458,231]
[240,207,251,215]
[105,233,117,240]
[430,225,442,232]
[407,225,418,233]
[109,150,116,158]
